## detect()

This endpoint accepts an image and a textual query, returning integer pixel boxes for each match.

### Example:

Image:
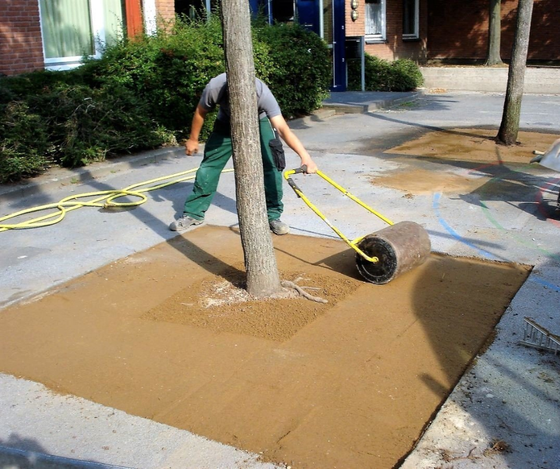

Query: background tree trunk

[485,0,503,66]
[220,0,282,297]
[497,0,534,145]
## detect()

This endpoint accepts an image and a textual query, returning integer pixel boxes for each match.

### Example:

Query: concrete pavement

[1,91,559,468]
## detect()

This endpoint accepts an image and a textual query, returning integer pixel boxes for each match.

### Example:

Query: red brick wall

[427,0,560,62]
[155,0,176,25]
[346,1,365,37]
[0,0,178,75]
[0,0,44,76]
[345,0,428,62]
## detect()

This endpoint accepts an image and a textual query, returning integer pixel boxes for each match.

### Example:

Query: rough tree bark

[485,0,503,66]
[497,0,534,145]
[220,0,283,297]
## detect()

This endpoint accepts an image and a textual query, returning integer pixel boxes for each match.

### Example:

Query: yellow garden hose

[0,167,234,232]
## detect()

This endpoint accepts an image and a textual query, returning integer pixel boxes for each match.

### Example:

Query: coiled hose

[0,167,233,232]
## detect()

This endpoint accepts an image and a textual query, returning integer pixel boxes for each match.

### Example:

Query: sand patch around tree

[386,128,558,164]
[372,167,489,195]
[370,129,559,196]
[0,226,530,468]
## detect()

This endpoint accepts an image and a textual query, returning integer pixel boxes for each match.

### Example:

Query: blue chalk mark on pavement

[432,192,499,260]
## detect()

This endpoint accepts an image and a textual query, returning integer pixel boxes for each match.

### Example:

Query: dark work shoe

[269,218,289,235]
[169,215,204,232]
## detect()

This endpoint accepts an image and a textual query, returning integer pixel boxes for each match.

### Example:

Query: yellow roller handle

[284,166,394,263]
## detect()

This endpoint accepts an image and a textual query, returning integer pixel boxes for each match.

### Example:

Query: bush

[84,16,331,128]
[348,55,423,92]
[0,101,51,183]
[0,77,173,173]
[82,15,225,139]
[254,23,331,118]
[390,59,424,91]
[29,83,173,167]
[0,16,331,182]
[0,70,84,103]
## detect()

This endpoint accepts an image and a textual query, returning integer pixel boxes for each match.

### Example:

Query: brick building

[428,0,560,63]
[1,0,558,87]
[0,0,175,76]
[0,0,44,76]
[255,0,429,89]
[344,0,428,62]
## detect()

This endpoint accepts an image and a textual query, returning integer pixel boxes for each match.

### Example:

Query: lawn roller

[284,166,431,285]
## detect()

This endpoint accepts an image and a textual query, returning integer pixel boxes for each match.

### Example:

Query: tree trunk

[497,0,534,145]
[485,0,503,66]
[220,0,282,297]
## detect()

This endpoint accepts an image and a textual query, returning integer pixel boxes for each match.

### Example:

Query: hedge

[0,15,331,183]
[347,54,423,92]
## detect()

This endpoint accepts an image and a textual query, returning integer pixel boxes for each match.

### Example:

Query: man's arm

[185,104,208,155]
[269,114,318,173]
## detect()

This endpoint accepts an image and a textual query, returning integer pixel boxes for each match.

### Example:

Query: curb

[0,146,186,204]
[322,91,422,114]
[0,93,421,204]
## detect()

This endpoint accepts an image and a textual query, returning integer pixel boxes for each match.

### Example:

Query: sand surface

[386,128,558,165]
[3,128,554,467]
[0,225,529,468]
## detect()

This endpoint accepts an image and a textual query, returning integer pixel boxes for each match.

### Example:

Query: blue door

[331,0,346,91]
[296,0,319,34]
[249,0,260,15]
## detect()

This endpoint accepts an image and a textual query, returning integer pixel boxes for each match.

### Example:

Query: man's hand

[185,105,207,156]
[185,138,199,156]
[302,158,318,174]
[270,114,318,174]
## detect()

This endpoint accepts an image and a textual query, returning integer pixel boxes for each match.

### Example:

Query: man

[169,73,318,235]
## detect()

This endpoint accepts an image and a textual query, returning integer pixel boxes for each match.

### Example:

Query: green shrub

[0,77,173,175]
[0,70,84,102]
[0,101,51,183]
[254,23,331,118]
[389,59,424,91]
[348,54,391,91]
[83,16,331,129]
[82,15,225,139]
[29,83,174,167]
[348,55,423,92]
[0,16,331,182]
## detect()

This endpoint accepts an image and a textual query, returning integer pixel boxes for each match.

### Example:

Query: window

[272,0,295,23]
[39,0,125,70]
[175,0,213,21]
[365,0,386,42]
[403,0,419,39]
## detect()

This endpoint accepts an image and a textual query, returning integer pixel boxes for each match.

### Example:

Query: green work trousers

[183,117,284,221]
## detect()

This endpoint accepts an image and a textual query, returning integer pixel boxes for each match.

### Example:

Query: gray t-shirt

[199,73,282,123]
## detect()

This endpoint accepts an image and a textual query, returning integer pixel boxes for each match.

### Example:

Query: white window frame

[143,0,157,35]
[38,1,157,71]
[38,1,105,70]
[364,0,386,44]
[402,0,419,40]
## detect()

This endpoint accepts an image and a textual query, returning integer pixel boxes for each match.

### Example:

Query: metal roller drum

[356,221,431,285]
